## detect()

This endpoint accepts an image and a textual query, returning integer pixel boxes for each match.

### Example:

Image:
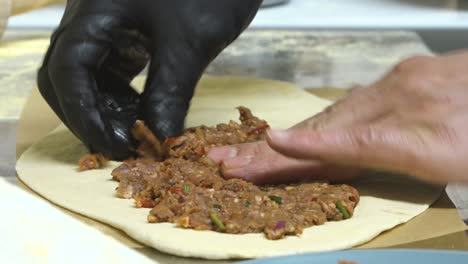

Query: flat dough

[17,76,442,259]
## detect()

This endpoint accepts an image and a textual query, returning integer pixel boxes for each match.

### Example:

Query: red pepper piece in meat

[247,124,270,136]
[165,137,178,145]
[136,197,156,208]
[78,154,108,171]
[170,186,183,195]
[195,146,206,155]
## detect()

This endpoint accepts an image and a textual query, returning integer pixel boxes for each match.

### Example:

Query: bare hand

[209,52,468,184]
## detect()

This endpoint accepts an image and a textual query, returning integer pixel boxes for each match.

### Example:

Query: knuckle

[392,56,435,88]
[389,73,432,102]
[184,13,232,47]
[336,127,378,165]
[393,55,433,74]
[400,73,426,95]
[49,35,108,72]
[353,126,379,148]
[430,123,459,146]
[401,127,432,168]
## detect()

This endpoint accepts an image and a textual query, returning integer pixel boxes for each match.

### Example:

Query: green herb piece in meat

[268,195,283,205]
[210,213,225,231]
[336,201,350,219]
[231,183,239,191]
[259,186,270,192]
[183,184,191,194]
[213,204,222,210]
[244,200,252,208]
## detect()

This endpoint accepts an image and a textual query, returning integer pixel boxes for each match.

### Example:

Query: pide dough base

[17,76,442,259]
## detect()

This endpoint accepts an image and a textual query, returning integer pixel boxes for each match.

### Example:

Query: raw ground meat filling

[110,107,360,240]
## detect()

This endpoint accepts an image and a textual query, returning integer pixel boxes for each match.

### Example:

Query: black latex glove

[38,0,262,160]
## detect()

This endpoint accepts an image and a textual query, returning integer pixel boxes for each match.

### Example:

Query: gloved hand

[38,0,262,160]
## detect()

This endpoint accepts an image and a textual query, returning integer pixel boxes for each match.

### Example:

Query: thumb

[141,44,210,140]
[266,126,429,176]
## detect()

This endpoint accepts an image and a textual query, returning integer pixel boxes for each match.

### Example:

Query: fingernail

[222,156,253,170]
[207,147,238,163]
[267,129,292,144]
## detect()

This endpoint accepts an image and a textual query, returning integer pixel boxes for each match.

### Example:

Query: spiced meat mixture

[93,107,359,240]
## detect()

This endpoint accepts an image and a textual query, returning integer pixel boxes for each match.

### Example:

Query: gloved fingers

[38,63,98,149]
[93,27,151,152]
[95,66,142,147]
[95,28,150,126]
[141,43,209,140]
[139,0,262,140]
[99,28,150,82]
[47,25,135,160]
[37,31,75,135]
[37,64,69,130]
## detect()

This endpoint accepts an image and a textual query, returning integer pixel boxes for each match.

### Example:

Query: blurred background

[6,0,468,53]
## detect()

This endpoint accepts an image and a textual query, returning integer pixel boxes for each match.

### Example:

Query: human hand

[209,52,468,184]
[208,141,359,185]
[38,0,261,159]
